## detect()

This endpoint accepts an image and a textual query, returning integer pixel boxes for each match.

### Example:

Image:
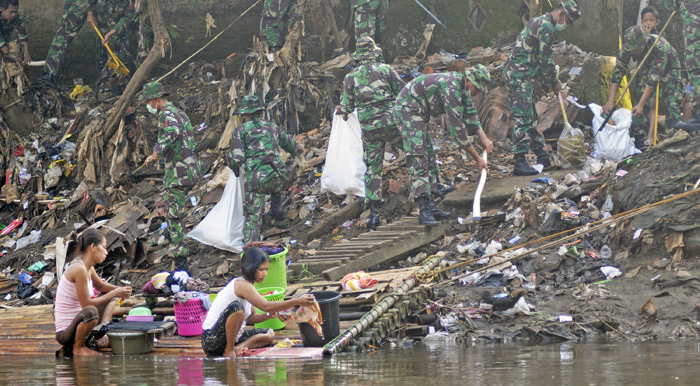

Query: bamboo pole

[435,185,700,285]
[322,255,442,356]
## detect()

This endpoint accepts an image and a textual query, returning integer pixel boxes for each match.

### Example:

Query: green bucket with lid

[251,247,288,291]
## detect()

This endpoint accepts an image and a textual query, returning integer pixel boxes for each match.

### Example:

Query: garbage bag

[45,165,62,189]
[589,104,640,161]
[15,230,42,250]
[557,123,585,168]
[187,168,244,253]
[320,110,366,197]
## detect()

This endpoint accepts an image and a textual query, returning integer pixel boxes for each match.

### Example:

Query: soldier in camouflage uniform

[260,0,299,51]
[94,0,139,74]
[394,65,493,226]
[0,0,31,65]
[337,37,403,230]
[140,81,201,273]
[230,95,300,243]
[502,0,580,176]
[603,25,683,148]
[660,0,700,125]
[41,0,98,82]
[352,0,390,50]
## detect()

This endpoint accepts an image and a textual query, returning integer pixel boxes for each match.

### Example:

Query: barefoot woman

[54,228,132,356]
[202,247,315,357]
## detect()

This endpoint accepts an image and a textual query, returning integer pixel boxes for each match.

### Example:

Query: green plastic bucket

[252,247,288,291]
[254,287,285,330]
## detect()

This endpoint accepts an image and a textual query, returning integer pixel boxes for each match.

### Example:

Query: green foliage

[168,24,182,40]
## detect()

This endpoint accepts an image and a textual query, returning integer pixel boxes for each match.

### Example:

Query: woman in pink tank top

[54,228,133,356]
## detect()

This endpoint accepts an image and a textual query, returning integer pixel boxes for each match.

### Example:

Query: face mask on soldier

[147,103,158,115]
[555,13,568,31]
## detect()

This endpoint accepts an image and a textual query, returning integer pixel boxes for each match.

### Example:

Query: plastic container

[254,287,286,331]
[126,315,155,322]
[174,299,207,336]
[128,307,153,316]
[299,291,341,347]
[106,331,154,355]
[253,247,288,291]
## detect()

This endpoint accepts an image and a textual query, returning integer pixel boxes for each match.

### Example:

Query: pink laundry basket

[174,299,207,336]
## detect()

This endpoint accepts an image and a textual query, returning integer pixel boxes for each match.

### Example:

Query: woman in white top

[201,247,315,357]
[54,228,132,356]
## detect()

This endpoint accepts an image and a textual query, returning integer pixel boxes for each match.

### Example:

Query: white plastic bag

[187,168,244,253]
[320,110,366,197]
[589,103,640,161]
[15,230,42,250]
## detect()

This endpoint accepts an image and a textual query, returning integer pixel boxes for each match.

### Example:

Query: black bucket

[299,290,341,347]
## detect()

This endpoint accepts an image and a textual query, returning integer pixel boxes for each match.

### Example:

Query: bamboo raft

[0,263,440,356]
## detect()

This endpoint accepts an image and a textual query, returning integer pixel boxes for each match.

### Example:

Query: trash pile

[417,133,700,343]
[0,26,697,355]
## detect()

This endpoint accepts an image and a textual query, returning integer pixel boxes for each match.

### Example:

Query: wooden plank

[302,200,363,242]
[339,292,377,306]
[356,231,408,237]
[296,257,349,264]
[322,220,452,281]
[303,253,357,261]
[300,279,390,289]
[313,249,366,255]
[375,225,424,231]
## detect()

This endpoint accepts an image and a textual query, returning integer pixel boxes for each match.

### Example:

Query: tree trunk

[102,0,171,142]
[322,0,344,51]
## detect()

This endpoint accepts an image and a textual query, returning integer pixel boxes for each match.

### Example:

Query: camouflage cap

[624,25,647,51]
[137,81,169,102]
[562,0,581,24]
[354,36,381,61]
[464,64,491,94]
[233,95,265,115]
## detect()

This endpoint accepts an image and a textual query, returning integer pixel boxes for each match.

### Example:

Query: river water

[4,340,700,385]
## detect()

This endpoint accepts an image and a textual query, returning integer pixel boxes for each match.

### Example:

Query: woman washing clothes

[54,228,133,356]
[201,247,315,357]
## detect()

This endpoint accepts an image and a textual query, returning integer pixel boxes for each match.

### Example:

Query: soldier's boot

[367,201,381,230]
[675,117,700,131]
[269,193,288,224]
[435,182,455,199]
[428,194,451,220]
[174,256,189,274]
[513,154,539,176]
[534,148,552,169]
[417,195,438,226]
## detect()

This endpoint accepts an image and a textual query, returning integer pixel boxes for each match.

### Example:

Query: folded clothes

[142,281,160,295]
[150,272,170,290]
[172,291,212,310]
[243,241,284,255]
[186,277,209,292]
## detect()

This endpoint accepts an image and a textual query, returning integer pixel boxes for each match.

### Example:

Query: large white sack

[187,168,244,252]
[589,103,640,161]
[320,110,366,197]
